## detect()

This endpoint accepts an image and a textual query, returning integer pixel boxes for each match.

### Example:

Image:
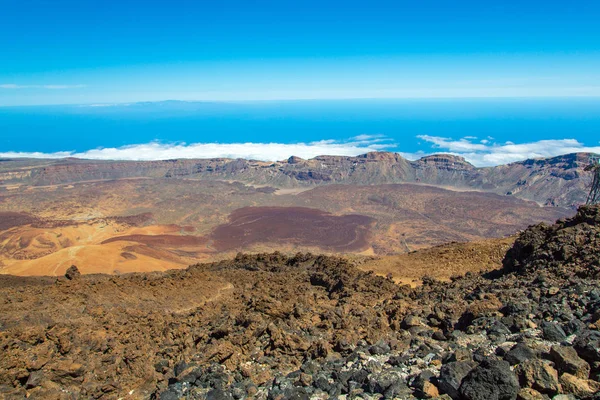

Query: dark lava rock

[281,387,309,400]
[437,361,477,400]
[411,370,434,390]
[459,359,519,400]
[368,370,403,395]
[488,321,512,336]
[502,205,600,278]
[387,354,408,367]
[64,265,81,280]
[504,343,537,366]
[574,330,600,363]
[313,374,331,392]
[563,319,587,336]
[154,359,170,374]
[159,389,181,400]
[386,382,414,399]
[179,367,204,384]
[540,321,567,342]
[206,387,234,400]
[369,341,391,355]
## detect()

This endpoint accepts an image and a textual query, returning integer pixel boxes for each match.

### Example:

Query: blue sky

[1,0,600,106]
[1,1,600,165]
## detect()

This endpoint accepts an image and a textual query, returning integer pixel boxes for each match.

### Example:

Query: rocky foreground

[1,207,600,399]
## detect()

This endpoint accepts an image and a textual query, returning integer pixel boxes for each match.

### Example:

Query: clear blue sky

[1,0,600,106]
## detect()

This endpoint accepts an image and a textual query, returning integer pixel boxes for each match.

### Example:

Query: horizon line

[2,94,600,108]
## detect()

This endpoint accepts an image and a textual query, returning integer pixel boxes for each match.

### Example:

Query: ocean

[1,98,599,156]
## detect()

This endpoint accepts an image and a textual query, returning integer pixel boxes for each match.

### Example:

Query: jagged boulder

[550,345,590,379]
[514,359,560,396]
[64,265,81,280]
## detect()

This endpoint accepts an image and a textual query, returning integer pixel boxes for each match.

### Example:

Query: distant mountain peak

[287,156,305,164]
[356,151,403,161]
[415,154,475,170]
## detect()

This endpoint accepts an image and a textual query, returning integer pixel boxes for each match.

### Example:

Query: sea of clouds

[1,135,599,167]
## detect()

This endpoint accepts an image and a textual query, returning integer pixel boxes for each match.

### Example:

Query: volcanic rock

[459,359,520,400]
[573,330,600,364]
[504,343,537,366]
[437,361,477,399]
[559,373,600,398]
[1,205,600,399]
[516,388,545,400]
[64,265,80,280]
[550,345,591,379]
[514,359,561,395]
[540,321,567,342]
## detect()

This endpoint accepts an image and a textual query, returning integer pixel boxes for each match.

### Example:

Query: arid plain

[0,160,571,278]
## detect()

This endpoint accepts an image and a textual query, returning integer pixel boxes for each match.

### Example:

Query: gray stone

[206,388,234,400]
[25,371,43,389]
[573,330,600,363]
[541,321,567,342]
[459,359,519,400]
[437,361,477,400]
[160,389,181,400]
[503,343,536,365]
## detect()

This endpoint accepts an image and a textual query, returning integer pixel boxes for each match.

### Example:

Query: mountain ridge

[0,151,596,208]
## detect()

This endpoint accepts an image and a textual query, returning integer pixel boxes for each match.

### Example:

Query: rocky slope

[0,152,596,207]
[0,206,599,399]
[357,236,516,286]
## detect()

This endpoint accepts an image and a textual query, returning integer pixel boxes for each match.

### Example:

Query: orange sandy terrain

[0,177,570,276]
[0,206,376,276]
[0,219,192,276]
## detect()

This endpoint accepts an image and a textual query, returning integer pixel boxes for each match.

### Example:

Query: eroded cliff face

[477,152,593,207]
[0,152,596,207]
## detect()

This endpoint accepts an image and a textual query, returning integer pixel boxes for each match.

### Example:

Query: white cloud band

[0,136,396,162]
[0,135,597,167]
[418,135,600,166]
